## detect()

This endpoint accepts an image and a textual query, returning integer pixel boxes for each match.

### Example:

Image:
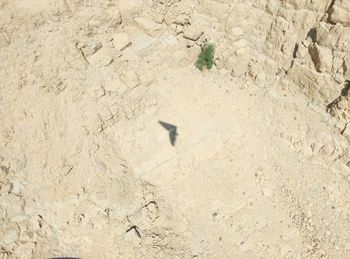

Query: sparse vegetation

[195,43,215,71]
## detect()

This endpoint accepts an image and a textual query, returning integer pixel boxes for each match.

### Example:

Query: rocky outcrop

[1,0,350,258]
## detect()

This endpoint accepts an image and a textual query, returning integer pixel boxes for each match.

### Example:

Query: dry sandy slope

[0,0,350,258]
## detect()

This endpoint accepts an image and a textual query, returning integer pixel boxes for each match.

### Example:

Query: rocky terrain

[0,0,350,258]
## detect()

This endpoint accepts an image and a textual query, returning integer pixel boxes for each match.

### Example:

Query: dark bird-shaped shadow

[159,121,178,146]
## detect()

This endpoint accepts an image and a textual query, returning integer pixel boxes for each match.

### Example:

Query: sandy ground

[1,0,350,258]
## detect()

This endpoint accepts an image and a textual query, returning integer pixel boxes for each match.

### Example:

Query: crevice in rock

[126,225,142,238]
[307,28,317,43]
[326,81,350,115]
[292,43,299,58]
[308,44,321,72]
[324,0,336,24]
[341,81,350,96]
[340,123,348,135]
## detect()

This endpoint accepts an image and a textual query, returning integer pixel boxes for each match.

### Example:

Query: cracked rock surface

[1,0,350,258]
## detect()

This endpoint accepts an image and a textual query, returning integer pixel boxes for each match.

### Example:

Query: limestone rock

[288,61,340,104]
[87,47,114,67]
[175,14,190,26]
[295,43,309,59]
[1,227,19,245]
[315,22,342,49]
[309,43,333,73]
[329,1,350,27]
[112,33,131,51]
[120,71,140,89]
[108,9,123,28]
[227,55,250,76]
[135,17,162,35]
[119,0,142,22]
[132,35,158,54]
[125,227,142,246]
[10,180,24,196]
[184,22,204,41]
[79,41,102,57]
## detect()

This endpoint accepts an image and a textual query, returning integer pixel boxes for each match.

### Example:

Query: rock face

[309,43,333,72]
[1,0,350,258]
[329,1,350,26]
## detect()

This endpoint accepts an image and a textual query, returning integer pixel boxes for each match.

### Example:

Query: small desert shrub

[195,43,215,71]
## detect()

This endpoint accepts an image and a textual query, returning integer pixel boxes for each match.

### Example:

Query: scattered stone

[120,71,140,89]
[112,33,131,51]
[95,86,106,98]
[98,107,113,122]
[96,161,107,174]
[131,35,158,54]
[135,17,162,36]
[162,34,178,46]
[227,55,250,76]
[1,227,19,245]
[80,41,102,57]
[10,180,24,196]
[232,39,249,52]
[87,47,114,67]
[176,24,184,34]
[138,69,156,87]
[153,14,164,24]
[172,49,191,67]
[186,39,195,48]
[184,22,204,41]
[175,14,190,25]
[295,43,309,59]
[191,232,205,257]
[108,9,123,28]
[120,48,140,62]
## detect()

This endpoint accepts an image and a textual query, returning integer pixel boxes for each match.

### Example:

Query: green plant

[195,43,215,71]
